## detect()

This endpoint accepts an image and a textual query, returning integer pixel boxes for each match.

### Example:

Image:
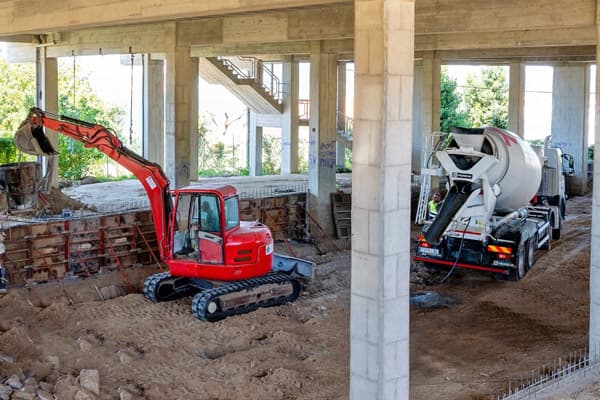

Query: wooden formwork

[3,192,305,286]
[238,193,307,240]
[4,210,157,286]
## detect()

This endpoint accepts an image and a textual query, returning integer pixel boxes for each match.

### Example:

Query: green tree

[57,60,124,179]
[0,58,124,179]
[440,68,469,132]
[463,66,509,129]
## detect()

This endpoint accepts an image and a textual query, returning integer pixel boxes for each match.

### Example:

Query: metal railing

[489,348,600,399]
[217,56,282,103]
[299,99,310,121]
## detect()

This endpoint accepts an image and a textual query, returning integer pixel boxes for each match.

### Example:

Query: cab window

[224,196,240,231]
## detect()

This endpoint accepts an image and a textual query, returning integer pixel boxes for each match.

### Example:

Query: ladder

[415,131,446,224]
[415,174,431,224]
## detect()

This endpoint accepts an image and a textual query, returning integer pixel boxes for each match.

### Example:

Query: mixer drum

[476,127,542,213]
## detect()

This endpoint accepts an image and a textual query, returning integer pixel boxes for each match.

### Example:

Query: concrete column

[248,111,263,176]
[165,45,192,188]
[308,43,337,234]
[281,57,299,175]
[590,5,600,357]
[351,1,413,399]
[143,55,165,168]
[551,64,588,196]
[189,57,199,181]
[412,60,423,172]
[508,61,526,136]
[337,61,347,167]
[35,47,58,188]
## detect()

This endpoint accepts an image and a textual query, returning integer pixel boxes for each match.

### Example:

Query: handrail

[216,56,282,103]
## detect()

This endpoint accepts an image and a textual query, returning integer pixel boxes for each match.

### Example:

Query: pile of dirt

[42,187,95,214]
[0,195,594,399]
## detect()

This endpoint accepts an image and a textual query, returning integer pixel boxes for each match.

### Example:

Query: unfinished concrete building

[0,1,599,399]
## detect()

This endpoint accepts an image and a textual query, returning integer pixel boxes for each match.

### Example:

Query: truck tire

[552,217,562,241]
[526,238,536,270]
[510,245,526,281]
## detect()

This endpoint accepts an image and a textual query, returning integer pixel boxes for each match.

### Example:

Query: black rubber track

[191,273,301,322]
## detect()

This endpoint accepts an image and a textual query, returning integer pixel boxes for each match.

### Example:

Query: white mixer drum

[482,127,542,212]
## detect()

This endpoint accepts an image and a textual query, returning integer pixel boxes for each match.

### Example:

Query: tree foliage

[440,68,469,132]
[0,58,124,180]
[463,66,509,129]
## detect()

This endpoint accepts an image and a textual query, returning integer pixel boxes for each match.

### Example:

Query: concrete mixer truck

[414,127,565,281]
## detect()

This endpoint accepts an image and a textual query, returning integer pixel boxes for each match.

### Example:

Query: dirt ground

[0,195,594,399]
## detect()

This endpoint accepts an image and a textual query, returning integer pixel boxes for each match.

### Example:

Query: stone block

[74,389,97,400]
[0,384,12,400]
[349,375,377,399]
[11,391,35,400]
[6,376,22,390]
[54,376,77,400]
[36,390,53,400]
[78,370,99,397]
[351,252,379,299]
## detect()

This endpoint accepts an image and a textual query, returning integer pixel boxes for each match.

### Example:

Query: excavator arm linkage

[14,107,172,259]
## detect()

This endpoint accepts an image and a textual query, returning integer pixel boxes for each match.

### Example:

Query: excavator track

[191,273,301,322]
[143,272,199,302]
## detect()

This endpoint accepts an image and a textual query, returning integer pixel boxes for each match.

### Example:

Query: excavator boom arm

[19,108,172,259]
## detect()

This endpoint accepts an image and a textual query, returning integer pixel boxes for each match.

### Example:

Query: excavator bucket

[14,121,57,156]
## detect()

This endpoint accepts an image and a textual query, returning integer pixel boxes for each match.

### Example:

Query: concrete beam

[0,0,351,36]
[192,39,354,58]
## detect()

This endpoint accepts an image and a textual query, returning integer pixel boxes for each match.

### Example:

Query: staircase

[336,114,353,147]
[198,56,283,114]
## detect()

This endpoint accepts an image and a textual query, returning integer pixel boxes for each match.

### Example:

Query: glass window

[199,195,220,233]
[224,197,240,231]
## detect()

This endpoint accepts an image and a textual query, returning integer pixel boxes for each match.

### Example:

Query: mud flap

[14,122,57,156]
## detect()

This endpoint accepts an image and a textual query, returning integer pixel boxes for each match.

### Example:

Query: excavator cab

[173,191,225,264]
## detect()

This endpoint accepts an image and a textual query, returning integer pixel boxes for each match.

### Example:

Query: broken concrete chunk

[77,338,93,352]
[38,382,53,393]
[78,370,99,396]
[0,384,12,400]
[6,375,22,390]
[74,389,97,400]
[117,349,136,365]
[42,356,59,371]
[36,389,53,400]
[0,354,13,364]
[99,285,124,300]
[11,391,35,400]
[54,376,78,400]
[118,387,136,400]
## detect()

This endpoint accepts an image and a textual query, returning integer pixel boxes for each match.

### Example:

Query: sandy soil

[0,195,594,399]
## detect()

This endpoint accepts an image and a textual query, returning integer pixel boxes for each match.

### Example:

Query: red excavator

[14,107,313,321]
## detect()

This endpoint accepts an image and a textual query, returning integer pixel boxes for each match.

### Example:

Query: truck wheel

[552,217,562,241]
[510,245,526,281]
[526,238,536,270]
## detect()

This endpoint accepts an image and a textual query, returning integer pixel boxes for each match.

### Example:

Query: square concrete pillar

[551,65,588,196]
[189,57,199,181]
[248,111,263,176]
[35,47,58,188]
[165,46,193,188]
[590,12,600,358]
[508,62,525,136]
[281,58,299,175]
[351,1,414,399]
[337,61,348,167]
[143,55,165,168]
[308,43,337,234]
